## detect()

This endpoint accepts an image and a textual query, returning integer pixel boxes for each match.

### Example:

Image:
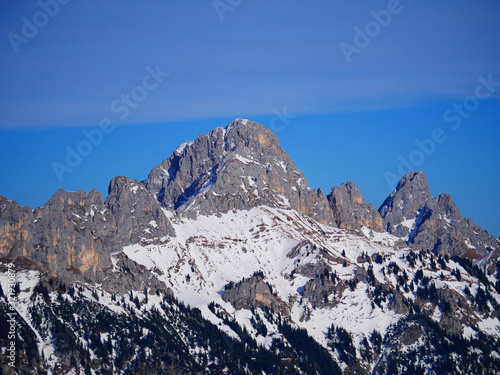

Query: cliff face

[328,182,383,232]
[143,119,335,225]
[0,190,116,282]
[105,176,176,247]
[0,183,178,284]
[0,196,34,260]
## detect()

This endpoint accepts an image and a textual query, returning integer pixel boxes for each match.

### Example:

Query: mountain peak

[226,118,252,129]
[394,171,430,195]
[379,171,498,257]
[144,120,334,224]
[379,171,432,238]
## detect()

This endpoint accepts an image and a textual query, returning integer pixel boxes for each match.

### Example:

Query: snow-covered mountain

[1,119,499,374]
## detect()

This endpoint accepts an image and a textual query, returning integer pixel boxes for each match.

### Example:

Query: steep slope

[143,119,334,224]
[0,183,176,289]
[379,171,499,258]
[122,205,500,374]
[379,171,433,238]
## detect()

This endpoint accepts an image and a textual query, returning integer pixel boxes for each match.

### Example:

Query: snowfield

[121,205,499,358]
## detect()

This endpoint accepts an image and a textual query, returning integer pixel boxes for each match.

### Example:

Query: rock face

[0,190,116,282]
[0,184,177,284]
[302,276,346,309]
[222,275,290,316]
[144,119,335,225]
[328,182,383,232]
[98,252,171,295]
[379,171,432,238]
[379,171,499,258]
[105,176,176,246]
[0,196,34,259]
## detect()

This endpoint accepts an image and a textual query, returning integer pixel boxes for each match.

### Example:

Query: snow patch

[175,141,193,155]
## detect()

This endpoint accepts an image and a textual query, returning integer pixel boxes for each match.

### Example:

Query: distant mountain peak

[379,171,497,258]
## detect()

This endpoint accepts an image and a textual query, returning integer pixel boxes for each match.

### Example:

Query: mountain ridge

[1,118,499,374]
[1,119,498,269]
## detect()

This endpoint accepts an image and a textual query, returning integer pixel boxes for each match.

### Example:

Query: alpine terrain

[1,119,499,374]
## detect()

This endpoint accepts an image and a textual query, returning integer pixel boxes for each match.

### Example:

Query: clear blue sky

[0,1,499,236]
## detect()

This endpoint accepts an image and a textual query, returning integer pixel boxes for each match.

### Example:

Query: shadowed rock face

[328,182,383,232]
[379,171,499,258]
[105,176,176,246]
[379,171,432,238]
[143,119,335,225]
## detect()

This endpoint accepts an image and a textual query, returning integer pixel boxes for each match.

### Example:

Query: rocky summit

[379,170,498,258]
[1,119,499,374]
[328,181,384,232]
[143,119,334,224]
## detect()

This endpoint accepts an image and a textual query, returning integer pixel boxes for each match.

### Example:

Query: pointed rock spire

[379,171,432,237]
[328,182,383,232]
[379,171,499,258]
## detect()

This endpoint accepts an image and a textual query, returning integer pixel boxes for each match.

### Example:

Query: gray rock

[144,119,335,225]
[99,252,172,295]
[302,276,346,309]
[0,190,117,282]
[328,182,383,232]
[105,176,175,247]
[379,171,432,238]
[0,195,34,258]
[222,275,290,316]
[380,171,499,258]
[389,291,409,315]
[409,193,498,258]
[0,189,173,294]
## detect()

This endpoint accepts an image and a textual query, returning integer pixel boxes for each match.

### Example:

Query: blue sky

[0,1,499,236]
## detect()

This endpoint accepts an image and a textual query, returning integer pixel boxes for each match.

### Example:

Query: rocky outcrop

[0,175,178,284]
[99,252,172,295]
[302,276,346,309]
[144,119,335,225]
[328,182,383,232]
[222,275,290,316]
[0,190,117,282]
[105,176,176,246]
[379,171,499,258]
[408,193,499,258]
